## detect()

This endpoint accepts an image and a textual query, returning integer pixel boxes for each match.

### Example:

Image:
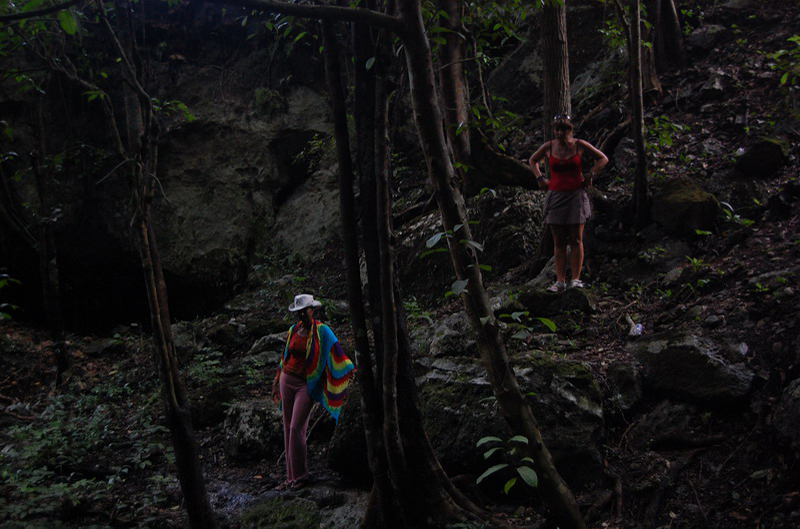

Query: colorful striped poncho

[280,320,355,421]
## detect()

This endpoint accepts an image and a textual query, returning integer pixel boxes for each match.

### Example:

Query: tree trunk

[100,2,217,526]
[628,0,649,229]
[533,0,571,286]
[396,0,585,527]
[646,0,685,71]
[541,1,571,139]
[437,0,471,186]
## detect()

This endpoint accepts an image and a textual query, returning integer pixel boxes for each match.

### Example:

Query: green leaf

[294,31,308,42]
[476,463,509,484]
[504,477,517,494]
[365,57,376,70]
[511,330,529,340]
[22,0,48,12]
[451,279,469,296]
[508,435,529,446]
[58,10,78,36]
[426,232,445,248]
[460,239,484,252]
[478,264,492,272]
[419,248,448,259]
[479,316,491,326]
[781,72,789,85]
[536,317,557,332]
[516,466,538,487]
[476,436,503,447]
[483,447,503,460]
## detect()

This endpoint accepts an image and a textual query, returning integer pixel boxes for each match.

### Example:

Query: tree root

[642,449,702,529]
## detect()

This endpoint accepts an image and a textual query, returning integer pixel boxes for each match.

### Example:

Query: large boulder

[772,378,800,452]
[396,187,545,304]
[223,399,283,462]
[734,139,788,179]
[651,179,721,236]
[328,352,605,488]
[629,331,754,405]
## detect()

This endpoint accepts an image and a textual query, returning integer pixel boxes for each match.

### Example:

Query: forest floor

[2,0,800,527]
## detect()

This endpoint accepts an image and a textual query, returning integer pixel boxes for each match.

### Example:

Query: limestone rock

[224,399,283,462]
[629,331,754,405]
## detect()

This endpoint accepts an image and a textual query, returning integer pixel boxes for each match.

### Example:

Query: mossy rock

[651,179,720,236]
[239,496,320,529]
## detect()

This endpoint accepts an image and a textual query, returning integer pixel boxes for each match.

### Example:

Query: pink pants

[279,372,313,482]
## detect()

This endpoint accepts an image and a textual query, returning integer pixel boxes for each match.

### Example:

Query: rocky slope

[1,0,799,527]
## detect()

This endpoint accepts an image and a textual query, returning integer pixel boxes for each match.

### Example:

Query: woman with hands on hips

[529,114,608,293]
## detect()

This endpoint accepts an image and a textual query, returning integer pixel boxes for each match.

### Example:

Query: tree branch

[0,0,85,23]
[209,0,404,33]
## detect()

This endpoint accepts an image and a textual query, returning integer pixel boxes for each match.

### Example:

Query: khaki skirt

[543,188,592,225]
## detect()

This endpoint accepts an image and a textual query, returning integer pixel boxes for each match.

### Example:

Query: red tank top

[283,329,309,377]
[548,151,584,191]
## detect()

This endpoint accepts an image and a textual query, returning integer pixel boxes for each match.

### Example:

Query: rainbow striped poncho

[280,320,355,422]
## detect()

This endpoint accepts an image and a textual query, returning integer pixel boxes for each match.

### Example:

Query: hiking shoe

[547,281,567,293]
[568,279,585,289]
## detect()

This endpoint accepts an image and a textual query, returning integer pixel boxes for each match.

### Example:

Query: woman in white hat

[271,294,355,490]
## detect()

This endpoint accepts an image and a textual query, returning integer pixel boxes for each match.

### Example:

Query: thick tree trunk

[325,12,484,527]
[541,2,571,139]
[396,1,585,527]
[646,0,685,71]
[320,23,396,527]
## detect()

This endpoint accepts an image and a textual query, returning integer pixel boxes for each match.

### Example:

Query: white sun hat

[288,293,322,312]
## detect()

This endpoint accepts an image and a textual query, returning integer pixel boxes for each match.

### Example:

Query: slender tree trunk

[396,1,585,527]
[100,2,217,526]
[628,0,649,228]
[320,23,396,527]
[437,0,470,178]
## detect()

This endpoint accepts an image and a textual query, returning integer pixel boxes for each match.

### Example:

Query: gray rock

[512,284,597,317]
[327,351,605,488]
[735,140,788,179]
[429,312,475,358]
[606,361,643,415]
[772,378,800,452]
[629,331,754,405]
[224,399,283,462]
[687,25,727,51]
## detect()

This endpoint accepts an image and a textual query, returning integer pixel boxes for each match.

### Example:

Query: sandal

[290,477,308,491]
[274,480,291,491]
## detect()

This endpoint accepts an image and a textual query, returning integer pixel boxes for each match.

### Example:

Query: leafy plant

[720,201,755,228]
[646,115,690,154]
[766,35,800,87]
[404,297,433,325]
[476,435,538,494]
[686,256,709,272]
[499,311,557,341]
[0,274,21,320]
